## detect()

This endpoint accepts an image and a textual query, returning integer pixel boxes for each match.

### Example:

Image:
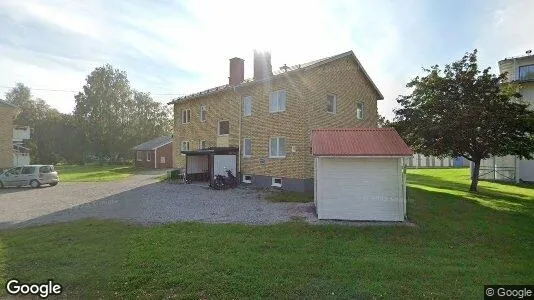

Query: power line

[0,85,185,96]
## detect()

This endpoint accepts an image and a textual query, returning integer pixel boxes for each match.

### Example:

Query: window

[21,166,35,175]
[356,102,364,120]
[181,141,190,152]
[39,166,52,173]
[243,175,252,184]
[518,64,534,81]
[269,137,286,158]
[218,120,229,135]
[200,105,206,122]
[199,140,206,150]
[160,156,166,164]
[7,167,21,175]
[146,151,151,161]
[137,151,143,161]
[269,90,287,113]
[327,94,337,114]
[271,177,282,187]
[243,96,252,116]
[181,109,190,124]
[243,138,252,157]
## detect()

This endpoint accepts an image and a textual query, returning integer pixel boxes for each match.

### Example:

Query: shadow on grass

[407,173,534,219]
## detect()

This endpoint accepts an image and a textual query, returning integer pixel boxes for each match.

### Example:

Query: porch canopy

[181,147,238,184]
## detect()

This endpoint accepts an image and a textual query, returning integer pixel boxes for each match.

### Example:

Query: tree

[393,50,534,192]
[127,91,172,147]
[4,84,71,164]
[74,64,133,162]
[74,65,172,162]
[377,114,390,128]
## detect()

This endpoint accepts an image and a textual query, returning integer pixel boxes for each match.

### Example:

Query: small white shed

[312,128,413,221]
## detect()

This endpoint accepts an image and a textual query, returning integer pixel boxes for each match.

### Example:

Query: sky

[0,0,532,119]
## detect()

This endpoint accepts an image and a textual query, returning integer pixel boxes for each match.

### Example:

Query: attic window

[327,94,337,114]
[356,102,364,120]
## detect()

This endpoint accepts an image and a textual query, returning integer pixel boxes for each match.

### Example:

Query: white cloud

[475,0,534,69]
[0,0,532,119]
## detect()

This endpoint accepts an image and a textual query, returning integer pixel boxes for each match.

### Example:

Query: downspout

[154,148,157,169]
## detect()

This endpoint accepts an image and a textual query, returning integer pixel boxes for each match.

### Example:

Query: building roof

[132,136,172,151]
[499,51,534,62]
[0,99,18,109]
[181,146,239,156]
[168,50,384,104]
[312,128,413,157]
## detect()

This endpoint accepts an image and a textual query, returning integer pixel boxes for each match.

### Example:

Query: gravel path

[0,172,315,229]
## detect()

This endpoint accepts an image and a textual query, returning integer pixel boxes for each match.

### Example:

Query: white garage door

[316,157,404,221]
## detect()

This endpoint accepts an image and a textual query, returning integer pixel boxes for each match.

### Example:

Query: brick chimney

[229,57,245,85]
[253,50,272,80]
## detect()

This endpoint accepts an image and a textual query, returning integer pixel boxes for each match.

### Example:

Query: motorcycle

[212,169,239,190]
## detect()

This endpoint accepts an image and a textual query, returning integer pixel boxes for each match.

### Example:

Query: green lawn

[266,190,314,202]
[55,164,138,182]
[0,168,532,298]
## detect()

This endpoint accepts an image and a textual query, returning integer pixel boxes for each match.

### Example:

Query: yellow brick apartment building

[170,50,383,191]
[0,100,18,170]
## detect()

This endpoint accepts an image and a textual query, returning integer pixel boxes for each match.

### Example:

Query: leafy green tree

[5,84,87,164]
[128,91,172,144]
[377,114,390,128]
[393,50,534,192]
[74,64,133,162]
[74,65,172,162]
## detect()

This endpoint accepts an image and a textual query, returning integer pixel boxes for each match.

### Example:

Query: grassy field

[0,168,532,298]
[265,190,314,202]
[55,164,139,182]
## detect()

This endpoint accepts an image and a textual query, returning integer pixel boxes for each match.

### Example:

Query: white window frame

[160,156,166,164]
[200,105,206,122]
[181,109,191,124]
[136,151,143,161]
[271,177,282,187]
[243,138,252,158]
[269,137,286,158]
[199,140,206,150]
[356,102,364,120]
[146,151,151,162]
[218,120,229,136]
[327,94,337,114]
[243,96,252,116]
[269,90,287,113]
[242,175,252,184]
[180,141,189,155]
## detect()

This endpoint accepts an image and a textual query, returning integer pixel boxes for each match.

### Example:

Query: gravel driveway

[0,172,315,229]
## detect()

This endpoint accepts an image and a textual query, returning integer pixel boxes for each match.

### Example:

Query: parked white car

[0,165,59,188]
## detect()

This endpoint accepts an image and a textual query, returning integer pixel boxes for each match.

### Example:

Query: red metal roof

[312,128,413,156]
